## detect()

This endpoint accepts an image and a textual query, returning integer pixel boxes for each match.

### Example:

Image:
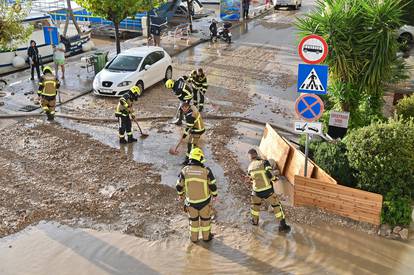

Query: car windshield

[106,55,143,71]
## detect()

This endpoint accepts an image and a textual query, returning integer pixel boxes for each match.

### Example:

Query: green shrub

[396,94,414,119]
[346,118,414,198]
[381,190,412,226]
[314,141,356,187]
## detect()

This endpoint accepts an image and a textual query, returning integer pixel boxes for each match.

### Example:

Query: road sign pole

[304,133,309,177]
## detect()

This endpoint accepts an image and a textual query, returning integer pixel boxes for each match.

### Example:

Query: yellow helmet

[43,66,53,74]
[189,147,205,163]
[165,79,174,89]
[130,85,141,95]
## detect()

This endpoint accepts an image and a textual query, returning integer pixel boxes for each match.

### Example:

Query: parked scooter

[217,22,232,44]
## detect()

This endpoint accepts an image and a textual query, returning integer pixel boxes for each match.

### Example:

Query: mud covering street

[1,1,414,274]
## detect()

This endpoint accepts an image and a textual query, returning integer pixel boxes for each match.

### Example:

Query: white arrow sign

[294,121,323,135]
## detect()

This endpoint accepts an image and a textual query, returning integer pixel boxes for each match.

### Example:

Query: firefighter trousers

[118,115,132,139]
[40,96,56,119]
[193,88,205,112]
[188,201,212,242]
[250,192,285,224]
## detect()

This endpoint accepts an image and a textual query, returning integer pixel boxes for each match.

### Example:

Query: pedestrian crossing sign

[297,64,328,95]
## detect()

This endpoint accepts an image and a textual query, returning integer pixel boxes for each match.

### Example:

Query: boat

[0,11,92,75]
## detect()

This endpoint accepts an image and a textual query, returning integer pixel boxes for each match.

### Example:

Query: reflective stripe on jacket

[176,164,217,204]
[38,74,59,97]
[248,159,274,192]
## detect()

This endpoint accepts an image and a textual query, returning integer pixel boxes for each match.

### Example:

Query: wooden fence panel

[294,176,383,225]
[259,124,291,174]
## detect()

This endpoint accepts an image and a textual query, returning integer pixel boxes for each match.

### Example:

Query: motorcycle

[216,22,232,44]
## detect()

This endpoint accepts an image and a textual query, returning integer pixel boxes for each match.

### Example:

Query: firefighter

[188,69,208,112]
[178,101,205,165]
[115,86,141,144]
[247,148,291,232]
[165,77,193,125]
[37,66,60,121]
[176,147,217,242]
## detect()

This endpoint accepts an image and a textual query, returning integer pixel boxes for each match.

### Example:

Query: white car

[93,46,173,96]
[274,0,302,10]
[398,25,414,44]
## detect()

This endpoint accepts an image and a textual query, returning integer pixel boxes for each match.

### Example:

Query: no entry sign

[298,34,328,64]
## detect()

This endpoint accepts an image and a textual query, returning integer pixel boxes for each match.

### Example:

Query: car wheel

[136,81,144,93]
[165,66,173,81]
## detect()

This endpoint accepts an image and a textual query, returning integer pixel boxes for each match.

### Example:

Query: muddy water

[1,221,413,275]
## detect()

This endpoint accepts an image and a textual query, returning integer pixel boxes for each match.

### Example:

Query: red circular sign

[298,34,328,64]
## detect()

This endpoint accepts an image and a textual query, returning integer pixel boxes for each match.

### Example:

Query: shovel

[169,137,184,155]
[133,118,149,139]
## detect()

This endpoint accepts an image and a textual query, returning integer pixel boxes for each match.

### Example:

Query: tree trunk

[114,21,121,54]
[63,10,70,36]
[66,0,81,35]
[147,10,151,39]
[186,0,193,32]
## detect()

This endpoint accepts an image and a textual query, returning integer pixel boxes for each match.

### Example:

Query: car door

[151,51,166,82]
[139,53,156,87]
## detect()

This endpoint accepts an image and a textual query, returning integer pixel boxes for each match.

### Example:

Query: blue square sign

[297,64,328,95]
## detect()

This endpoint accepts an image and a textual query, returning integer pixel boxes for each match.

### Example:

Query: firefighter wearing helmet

[115,86,141,144]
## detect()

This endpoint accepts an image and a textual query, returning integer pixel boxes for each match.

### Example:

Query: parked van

[274,0,302,10]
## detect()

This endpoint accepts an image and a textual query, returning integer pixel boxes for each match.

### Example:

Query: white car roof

[121,46,164,56]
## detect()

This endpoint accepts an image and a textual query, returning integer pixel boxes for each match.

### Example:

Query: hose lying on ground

[0,112,298,136]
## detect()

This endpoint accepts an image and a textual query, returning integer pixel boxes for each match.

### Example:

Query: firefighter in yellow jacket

[176,147,217,242]
[247,148,291,232]
[182,102,205,165]
[188,69,207,112]
[37,66,60,121]
[115,86,141,144]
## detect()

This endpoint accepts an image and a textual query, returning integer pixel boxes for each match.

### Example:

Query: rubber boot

[46,113,54,121]
[119,138,127,144]
[279,219,291,233]
[203,233,214,242]
[128,136,138,143]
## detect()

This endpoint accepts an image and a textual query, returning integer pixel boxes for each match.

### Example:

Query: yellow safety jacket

[115,94,135,117]
[176,164,217,204]
[183,105,205,137]
[248,159,275,193]
[37,74,59,97]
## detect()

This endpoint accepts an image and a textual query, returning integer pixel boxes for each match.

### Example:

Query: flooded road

[1,222,413,275]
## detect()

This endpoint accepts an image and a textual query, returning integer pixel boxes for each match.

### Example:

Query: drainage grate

[19,105,39,112]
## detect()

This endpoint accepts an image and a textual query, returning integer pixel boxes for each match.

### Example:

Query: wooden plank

[295,183,383,206]
[296,176,382,202]
[294,188,381,210]
[293,175,382,225]
[259,124,291,174]
[295,196,380,225]
[294,190,381,215]
[284,145,314,183]
[311,166,337,184]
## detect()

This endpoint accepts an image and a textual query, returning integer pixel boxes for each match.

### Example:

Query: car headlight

[117,81,132,87]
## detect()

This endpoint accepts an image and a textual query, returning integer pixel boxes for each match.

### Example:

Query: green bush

[346,118,414,197]
[314,141,356,187]
[396,94,414,119]
[381,190,412,226]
